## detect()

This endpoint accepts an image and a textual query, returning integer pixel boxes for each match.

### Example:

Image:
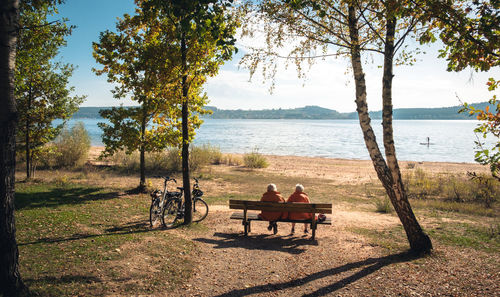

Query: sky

[55,0,499,113]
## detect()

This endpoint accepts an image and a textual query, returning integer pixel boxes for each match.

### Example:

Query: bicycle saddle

[177,187,184,191]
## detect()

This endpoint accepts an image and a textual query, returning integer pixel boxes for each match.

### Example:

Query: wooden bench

[229,199,332,240]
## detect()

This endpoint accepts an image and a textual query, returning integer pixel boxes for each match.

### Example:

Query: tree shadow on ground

[25,274,102,286]
[215,251,419,297]
[15,186,122,210]
[19,220,151,246]
[194,232,318,255]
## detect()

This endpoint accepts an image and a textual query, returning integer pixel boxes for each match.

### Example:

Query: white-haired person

[258,183,286,232]
[287,184,313,234]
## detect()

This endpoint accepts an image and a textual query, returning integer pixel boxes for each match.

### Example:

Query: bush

[404,169,499,208]
[52,122,91,168]
[374,197,393,213]
[243,149,269,168]
[106,144,223,173]
[220,154,243,166]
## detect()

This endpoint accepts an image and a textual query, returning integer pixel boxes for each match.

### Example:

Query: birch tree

[240,0,433,253]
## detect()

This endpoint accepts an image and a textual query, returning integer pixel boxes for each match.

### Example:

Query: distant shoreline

[73,102,493,120]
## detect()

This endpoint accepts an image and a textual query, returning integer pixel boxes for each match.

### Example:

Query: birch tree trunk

[0,0,29,295]
[348,5,432,254]
[381,10,432,253]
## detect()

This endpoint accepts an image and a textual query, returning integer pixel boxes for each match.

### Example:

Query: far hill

[205,105,351,119]
[74,102,493,120]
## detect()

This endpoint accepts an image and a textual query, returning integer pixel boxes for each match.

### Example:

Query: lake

[56,118,492,163]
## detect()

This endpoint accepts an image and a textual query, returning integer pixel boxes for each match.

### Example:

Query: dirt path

[166,208,498,297]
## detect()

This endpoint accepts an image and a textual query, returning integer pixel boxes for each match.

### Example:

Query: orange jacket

[287,191,313,220]
[259,191,286,221]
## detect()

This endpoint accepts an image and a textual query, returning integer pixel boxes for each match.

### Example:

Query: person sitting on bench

[258,183,286,232]
[287,184,312,234]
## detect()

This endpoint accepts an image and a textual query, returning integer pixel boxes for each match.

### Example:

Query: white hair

[267,183,277,192]
[295,184,304,192]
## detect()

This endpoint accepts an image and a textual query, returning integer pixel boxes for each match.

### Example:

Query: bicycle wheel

[149,200,162,227]
[162,199,180,228]
[192,198,208,222]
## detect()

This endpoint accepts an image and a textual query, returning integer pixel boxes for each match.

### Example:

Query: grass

[427,222,500,252]
[15,180,196,296]
[348,226,407,251]
[13,159,499,295]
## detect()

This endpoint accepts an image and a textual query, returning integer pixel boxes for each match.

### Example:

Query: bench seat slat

[229,200,332,214]
[230,212,332,225]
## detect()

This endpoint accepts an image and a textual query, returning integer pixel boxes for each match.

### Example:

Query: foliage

[15,0,85,178]
[459,78,500,180]
[243,149,269,168]
[53,122,91,168]
[418,0,499,72]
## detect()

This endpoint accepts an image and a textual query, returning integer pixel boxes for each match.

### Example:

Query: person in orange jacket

[287,184,312,234]
[258,183,286,232]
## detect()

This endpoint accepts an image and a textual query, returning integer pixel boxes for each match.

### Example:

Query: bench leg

[243,220,248,236]
[311,218,317,240]
[248,220,251,233]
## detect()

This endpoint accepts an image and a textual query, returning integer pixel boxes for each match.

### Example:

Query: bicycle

[150,177,209,228]
[149,176,182,228]
[162,177,208,228]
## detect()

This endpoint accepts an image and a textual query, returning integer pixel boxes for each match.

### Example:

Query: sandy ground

[88,146,489,184]
[86,147,497,296]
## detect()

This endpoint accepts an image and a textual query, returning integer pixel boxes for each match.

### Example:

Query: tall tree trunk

[381,11,432,253]
[0,0,29,295]
[139,105,146,191]
[25,83,31,179]
[180,33,192,224]
[348,5,431,254]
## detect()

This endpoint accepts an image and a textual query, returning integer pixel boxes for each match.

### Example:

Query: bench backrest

[229,199,332,214]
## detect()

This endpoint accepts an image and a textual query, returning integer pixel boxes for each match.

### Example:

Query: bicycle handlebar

[153,176,177,183]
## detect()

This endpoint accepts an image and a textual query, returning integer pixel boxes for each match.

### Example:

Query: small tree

[143,0,238,223]
[93,2,210,191]
[15,1,85,179]
[459,79,499,180]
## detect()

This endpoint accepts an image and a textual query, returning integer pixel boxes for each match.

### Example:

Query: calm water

[57,118,492,163]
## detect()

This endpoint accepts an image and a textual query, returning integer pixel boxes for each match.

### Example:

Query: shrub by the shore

[106,144,234,173]
[404,168,499,208]
[36,122,91,169]
[243,150,269,168]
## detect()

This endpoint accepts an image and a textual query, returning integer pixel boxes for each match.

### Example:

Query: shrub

[220,154,242,166]
[53,122,91,168]
[106,144,223,173]
[404,169,499,208]
[374,197,393,213]
[243,149,269,168]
